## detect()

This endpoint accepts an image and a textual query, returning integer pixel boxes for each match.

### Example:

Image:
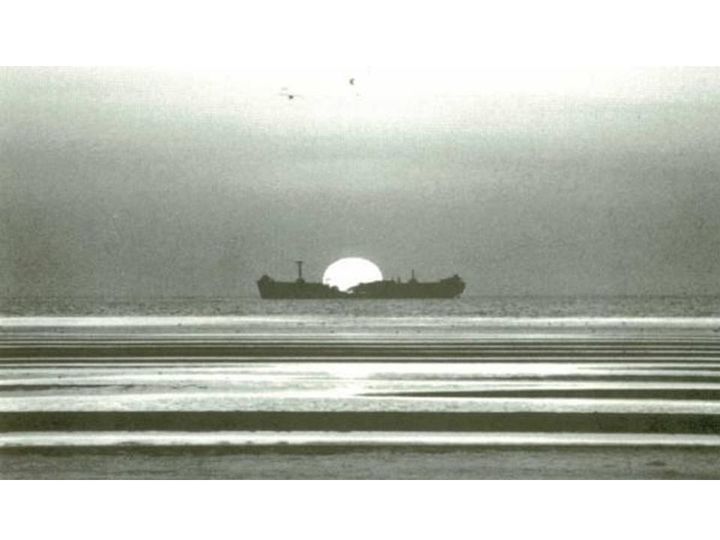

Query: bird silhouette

[349,78,355,86]
[279,87,300,100]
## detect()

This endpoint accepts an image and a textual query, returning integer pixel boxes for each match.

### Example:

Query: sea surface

[3,295,720,317]
[2,296,720,478]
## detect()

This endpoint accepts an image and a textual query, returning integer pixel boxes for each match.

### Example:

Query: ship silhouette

[257,261,465,299]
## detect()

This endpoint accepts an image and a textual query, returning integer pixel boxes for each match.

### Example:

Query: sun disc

[322,257,383,292]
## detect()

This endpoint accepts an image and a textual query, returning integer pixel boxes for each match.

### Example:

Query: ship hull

[256,276,347,299]
[256,275,465,299]
[349,277,465,299]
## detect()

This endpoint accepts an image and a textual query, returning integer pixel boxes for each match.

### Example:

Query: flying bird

[349,77,355,86]
[279,87,300,100]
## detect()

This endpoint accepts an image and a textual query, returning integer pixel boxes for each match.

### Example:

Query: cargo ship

[257,261,465,299]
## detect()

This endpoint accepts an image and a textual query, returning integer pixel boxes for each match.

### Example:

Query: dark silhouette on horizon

[257,261,465,299]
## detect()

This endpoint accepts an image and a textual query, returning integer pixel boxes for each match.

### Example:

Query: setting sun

[322,257,383,292]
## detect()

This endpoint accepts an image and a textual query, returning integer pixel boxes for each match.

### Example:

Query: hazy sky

[2,67,720,297]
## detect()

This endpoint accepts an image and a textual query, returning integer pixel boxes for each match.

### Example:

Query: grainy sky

[2,67,720,297]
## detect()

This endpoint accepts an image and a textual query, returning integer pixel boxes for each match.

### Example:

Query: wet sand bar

[2,317,720,478]
[2,445,720,479]
[3,410,720,434]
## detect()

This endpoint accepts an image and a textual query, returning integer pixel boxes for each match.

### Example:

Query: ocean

[4,295,720,317]
[2,295,720,479]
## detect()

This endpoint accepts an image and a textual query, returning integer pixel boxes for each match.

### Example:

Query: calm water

[3,295,720,317]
